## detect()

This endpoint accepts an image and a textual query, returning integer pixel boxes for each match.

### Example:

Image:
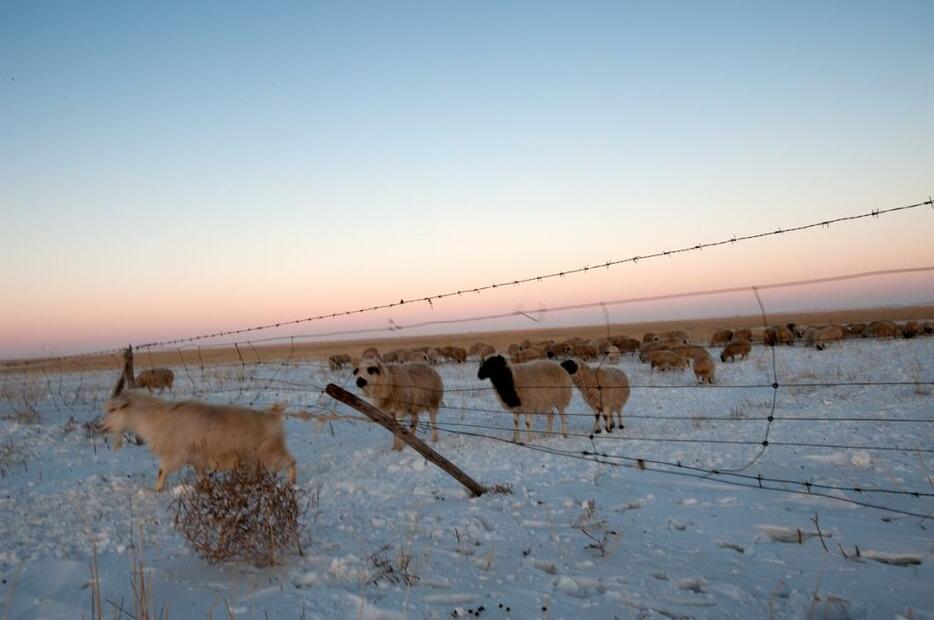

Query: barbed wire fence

[0,198,932,519]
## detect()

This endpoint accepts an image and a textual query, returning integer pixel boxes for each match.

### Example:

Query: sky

[1,1,933,358]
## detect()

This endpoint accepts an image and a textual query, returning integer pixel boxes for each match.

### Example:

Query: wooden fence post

[110,346,136,397]
[325,383,487,497]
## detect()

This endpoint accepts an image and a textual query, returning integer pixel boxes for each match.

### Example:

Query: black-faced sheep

[477,355,572,442]
[354,360,444,450]
[560,359,630,433]
[102,392,296,492]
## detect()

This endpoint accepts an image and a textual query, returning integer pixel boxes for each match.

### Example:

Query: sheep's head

[477,354,507,381]
[352,361,384,392]
[102,394,133,450]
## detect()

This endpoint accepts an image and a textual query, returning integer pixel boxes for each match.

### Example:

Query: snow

[0,337,932,618]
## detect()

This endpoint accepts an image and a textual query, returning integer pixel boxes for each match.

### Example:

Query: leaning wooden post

[325,383,486,497]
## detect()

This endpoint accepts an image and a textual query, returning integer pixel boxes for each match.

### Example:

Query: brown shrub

[172,461,303,567]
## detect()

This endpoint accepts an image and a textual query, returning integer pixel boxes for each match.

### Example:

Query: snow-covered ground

[1,338,932,619]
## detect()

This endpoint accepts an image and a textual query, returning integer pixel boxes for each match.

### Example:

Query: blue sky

[1,1,932,356]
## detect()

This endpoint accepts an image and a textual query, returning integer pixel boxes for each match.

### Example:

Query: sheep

[671,344,711,366]
[642,332,657,344]
[720,340,751,362]
[441,345,468,363]
[544,342,569,359]
[647,350,687,371]
[507,343,521,356]
[328,354,352,371]
[710,329,733,346]
[901,321,922,339]
[638,341,671,363]
[608,336,640,354]
[762,326,792,346]
[732,329,752,342]
[922,321,933,336]
[102,391,296,492]
[398,349,430,364]
[472,343,496,360]
[813,325,844,350]
[361,347,381,360]
[511,347,546,363]
[468,342,496,359]
[868,320,898,339]
[560,359,630,434]
[657,330,689,344]
[477,355,572,442]
[569,343,598,360]
[693,355,715,384]
[382,350,403,363]
[353,361,444,450]
[844,323,866,338]
[135,368,174,392]
[605,345,621,363]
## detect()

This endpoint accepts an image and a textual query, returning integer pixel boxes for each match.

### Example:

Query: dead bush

[172,461,303,567]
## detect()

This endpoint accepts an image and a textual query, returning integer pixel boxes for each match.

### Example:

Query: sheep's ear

[367,366,380,375]
[352,368,358,376]
[561,359,579,375]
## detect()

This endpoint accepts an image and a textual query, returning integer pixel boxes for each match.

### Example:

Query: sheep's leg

[603,408,612,434]
[558,406,569,438]
[512,412,520,443]
[392,411,405,451]
[526,413,534,443]
[545,410,554,435]
[592,408,602,434]
[154,457,182,492]
[428,407,439,443]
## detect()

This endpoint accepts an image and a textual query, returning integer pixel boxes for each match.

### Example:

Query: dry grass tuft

[172,461,303,567]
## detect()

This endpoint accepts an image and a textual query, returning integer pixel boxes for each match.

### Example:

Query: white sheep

[353,360,444,450]
[560,359,630,434]
[102,392,296,492]
[477,355,572,442]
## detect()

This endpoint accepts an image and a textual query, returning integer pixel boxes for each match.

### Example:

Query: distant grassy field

[4,304,931,375]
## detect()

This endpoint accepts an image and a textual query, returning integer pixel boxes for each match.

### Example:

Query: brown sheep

[354,361,444,450]
[648,350,687,371]
[657,330,689,344]
[440,345,468,363]
[732,329,752,342]
[844,323,867,338]
[102,392,296,492]
[693,355,716,384]
[560,359,630,433]
[720,340,751,362]
[868,320,898,339]
[478,356,572,442]
[328,353,353,371]
[710,329,733,346]
[638,341,671,363]
[361,347,381,360]
[398,349,430,364]
[813,325,844,350]
[570,343,598,360]
[609,336,641,354]
[511,347,546,363]
[901,321,922,339]
[642,332,657,344]
[672,345,711,366]
[135,368,174,392]
[922,321,933,335]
